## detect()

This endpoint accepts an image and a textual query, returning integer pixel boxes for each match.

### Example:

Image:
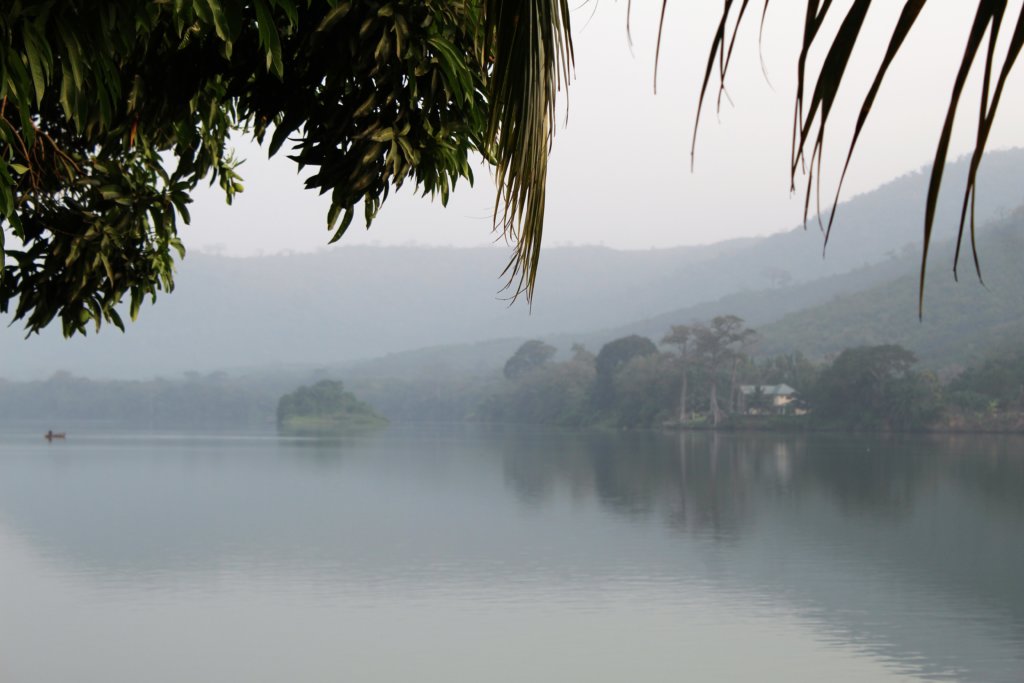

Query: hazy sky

[183,2,1024,256]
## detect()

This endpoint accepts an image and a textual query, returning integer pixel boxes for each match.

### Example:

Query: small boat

[44,430,66,441]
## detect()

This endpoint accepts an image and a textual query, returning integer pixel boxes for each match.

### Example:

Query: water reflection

[498,429,1024,681]
[0,427,1022,682]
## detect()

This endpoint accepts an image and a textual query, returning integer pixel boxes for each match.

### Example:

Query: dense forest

[0,371,281,430]
[472,323,1024,432]
[5,321,1024,434]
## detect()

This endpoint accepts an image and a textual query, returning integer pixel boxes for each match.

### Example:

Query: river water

[0,425,1021,682]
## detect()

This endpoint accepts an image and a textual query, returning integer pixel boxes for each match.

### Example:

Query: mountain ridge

[3,149,1022,380]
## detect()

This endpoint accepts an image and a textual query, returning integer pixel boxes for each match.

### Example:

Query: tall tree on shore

[594,335,658,410]
[504,340,557,380]
[662,324,695,424]
[693,316,755,427]
[727,326,758,413]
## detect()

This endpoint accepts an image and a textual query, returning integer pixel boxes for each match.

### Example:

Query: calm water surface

[0,425,1022,682]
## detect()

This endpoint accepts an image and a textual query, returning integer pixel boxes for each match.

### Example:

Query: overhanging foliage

[0,1,571,335]
[692,1,1024,313]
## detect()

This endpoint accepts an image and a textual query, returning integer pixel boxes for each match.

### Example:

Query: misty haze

[3,3,1024,682]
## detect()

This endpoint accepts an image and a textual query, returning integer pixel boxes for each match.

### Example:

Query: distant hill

[335,207,1024,382]
[1,245,733,379]
[548,252,915,351]
[3,149,1023,380]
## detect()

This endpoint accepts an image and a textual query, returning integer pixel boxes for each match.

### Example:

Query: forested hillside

[558,253,915,350]
[756,212,1024,370]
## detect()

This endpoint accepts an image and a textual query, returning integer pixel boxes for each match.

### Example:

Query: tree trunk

[728,357,740,413]
[678,369,688,424]
[709,379,721,427]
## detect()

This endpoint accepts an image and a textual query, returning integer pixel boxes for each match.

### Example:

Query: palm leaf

[483,0,574,302]
[921,2,1001,312]
[953,6,1024,285]
[684,1,1024,315]
[827,0,926,246]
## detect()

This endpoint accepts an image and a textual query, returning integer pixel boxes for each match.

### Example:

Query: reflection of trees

[786,435,933,519]
[500,430,679,513]
[499,429,1024,639]
[942,434,1024,514]
[500,431,808,538]
[670,432,752,538]
[499,430,1024,537]
[786,434,1024,519]
[278,436,356,469]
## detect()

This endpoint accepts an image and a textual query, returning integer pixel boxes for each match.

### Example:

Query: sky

[182,2,1024,257]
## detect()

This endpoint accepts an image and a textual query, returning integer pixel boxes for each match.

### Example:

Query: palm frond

[686,0,1024,315]
[483,0,574,302]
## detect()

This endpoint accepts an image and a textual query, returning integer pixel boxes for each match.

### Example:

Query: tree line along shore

[6,314,1024,435]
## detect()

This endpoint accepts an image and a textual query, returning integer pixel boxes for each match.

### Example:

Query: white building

[738,384,801,415]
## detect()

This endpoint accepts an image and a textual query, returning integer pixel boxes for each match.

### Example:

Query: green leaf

[22,23,52,106]
[108,307,125,332]
[129,288,142,321]
[55,17,85,91]
[100,253,115,283]
[206,0,231,42]
[316,2,352,34]
[326,202,342,231]
[253,0,284,78]
[327,206,354,243]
